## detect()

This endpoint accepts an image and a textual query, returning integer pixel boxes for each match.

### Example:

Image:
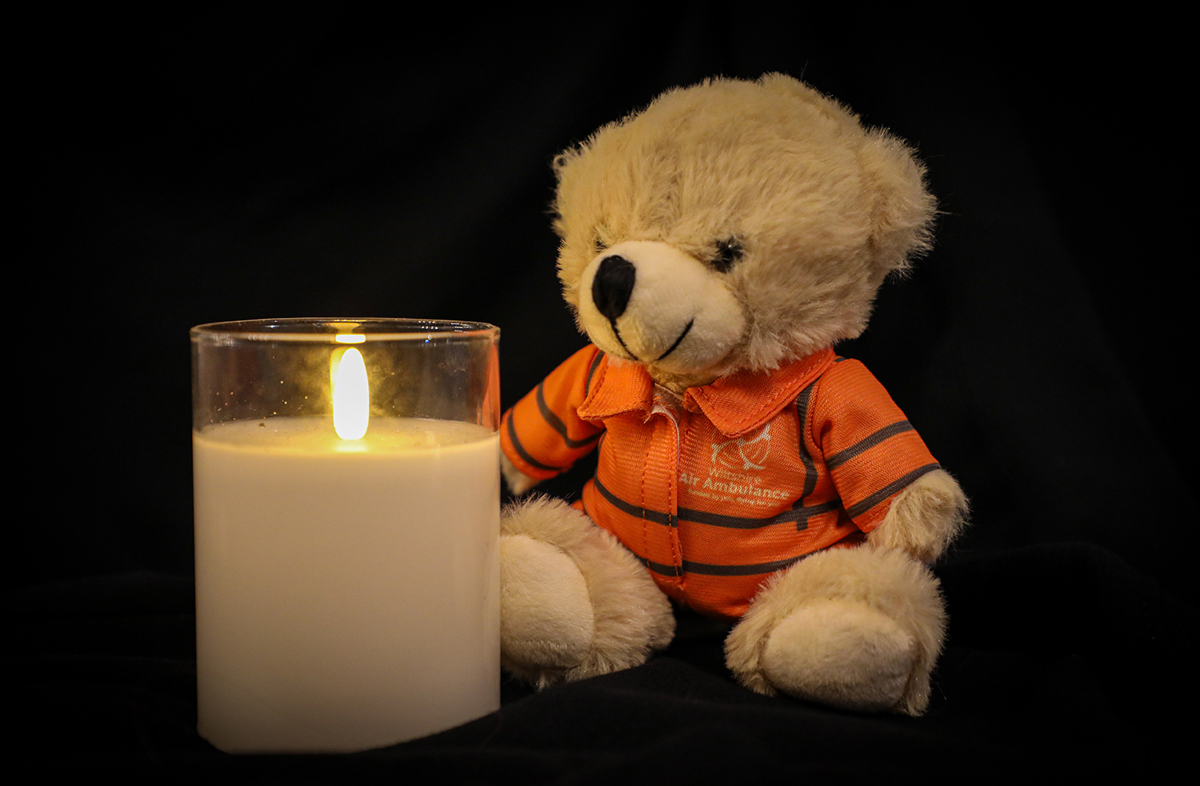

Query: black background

[10,8,1196,780]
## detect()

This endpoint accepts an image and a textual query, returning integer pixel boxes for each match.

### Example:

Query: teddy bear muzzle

[591,253,697,362]
[578,239,746,376]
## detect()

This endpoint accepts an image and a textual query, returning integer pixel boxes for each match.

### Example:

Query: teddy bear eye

[711,238,744,273]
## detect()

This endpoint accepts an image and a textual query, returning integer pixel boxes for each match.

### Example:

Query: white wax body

[193,416,500,753]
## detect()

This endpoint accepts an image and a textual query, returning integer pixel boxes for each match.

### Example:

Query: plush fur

[500,496,675,688]
[870,468,969,564]
[724,543,947,715]
[499,74,968,715]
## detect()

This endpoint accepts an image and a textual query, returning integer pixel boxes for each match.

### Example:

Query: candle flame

[332,347,370,440]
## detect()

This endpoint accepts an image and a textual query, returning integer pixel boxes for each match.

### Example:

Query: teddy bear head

[551,73,936,391]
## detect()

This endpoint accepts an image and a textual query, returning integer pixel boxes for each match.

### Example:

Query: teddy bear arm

[865,469,968,564]
[500,345,607,497]
[501,451,542,495]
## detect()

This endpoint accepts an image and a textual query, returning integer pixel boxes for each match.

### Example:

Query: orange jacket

[502,344,940,620]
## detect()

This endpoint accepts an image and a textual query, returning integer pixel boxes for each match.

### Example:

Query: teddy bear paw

[759,600,916,714]
[498,496,676,688]
[500,534,596,676]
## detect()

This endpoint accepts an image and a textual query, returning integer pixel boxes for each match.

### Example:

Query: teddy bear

[498,73,968,716]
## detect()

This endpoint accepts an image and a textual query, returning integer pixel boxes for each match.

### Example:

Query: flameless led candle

[191,319,501,753]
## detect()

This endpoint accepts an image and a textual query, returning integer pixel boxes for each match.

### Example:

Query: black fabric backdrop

[10,10,1196,782]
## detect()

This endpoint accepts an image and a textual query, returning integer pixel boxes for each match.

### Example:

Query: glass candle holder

[191,318,500,753]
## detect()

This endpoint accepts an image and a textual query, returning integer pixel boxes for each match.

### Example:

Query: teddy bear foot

[760,600,915,713]
[725,544,945,715]
[499,496,675,689]
[500,534,597,677]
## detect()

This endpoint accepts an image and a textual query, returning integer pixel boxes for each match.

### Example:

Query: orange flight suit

[501,344,940,620]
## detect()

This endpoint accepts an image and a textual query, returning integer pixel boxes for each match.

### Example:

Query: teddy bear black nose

[592,255,637,321]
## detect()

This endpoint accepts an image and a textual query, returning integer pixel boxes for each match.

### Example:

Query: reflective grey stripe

[536,382,603,449]
[505,414,568,473]
[827,420,915,470]
[594,476,838,531]
[642,555,806,577]
[643,558,683,577]
[679,501,839,530]
[845,463,940,519]
[794,382,818,499]
[593,475,676,526]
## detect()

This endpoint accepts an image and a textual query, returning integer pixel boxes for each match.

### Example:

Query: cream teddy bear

[499,73,968,715]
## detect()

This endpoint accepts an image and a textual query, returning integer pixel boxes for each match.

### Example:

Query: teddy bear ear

[758,73,936,274]
[551,147,580,180]
[549,145,587,240]
[857,129,938,276]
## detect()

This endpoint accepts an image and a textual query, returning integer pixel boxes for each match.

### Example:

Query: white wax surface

[193,416,500,753]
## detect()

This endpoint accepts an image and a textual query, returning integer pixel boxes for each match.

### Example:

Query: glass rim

[190,317,500,343]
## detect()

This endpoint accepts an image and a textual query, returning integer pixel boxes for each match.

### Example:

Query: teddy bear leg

[500,495,675,688]
[724,543,946,715]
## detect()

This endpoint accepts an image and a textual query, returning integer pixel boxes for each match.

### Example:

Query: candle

[191,319,501,753]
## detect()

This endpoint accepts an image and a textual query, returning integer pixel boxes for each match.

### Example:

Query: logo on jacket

[711,424,771,471]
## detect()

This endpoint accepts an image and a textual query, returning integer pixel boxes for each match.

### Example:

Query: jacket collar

[577,346,836,437]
